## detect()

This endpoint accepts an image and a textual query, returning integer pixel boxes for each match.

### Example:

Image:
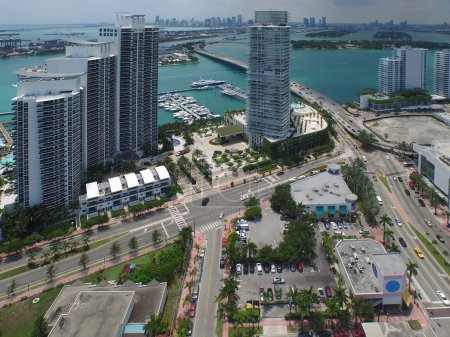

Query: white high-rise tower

[434,49,450,98]
[246,10,290,147]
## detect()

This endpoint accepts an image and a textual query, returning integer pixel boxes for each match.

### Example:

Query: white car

[437,290,450,306]
[334,230,345,236]
[273,277,285,284]
[385,155,390,160]
[236,264,242,275]
[396,218,402,227]
[219,212,224,219]
[270,263,276,273]
[256,262,263,274]
[331,222,338,230]
[240,195,249,201]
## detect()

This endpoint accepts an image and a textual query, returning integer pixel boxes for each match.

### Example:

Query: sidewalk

[175,231,207,321]
[0,239,174,309]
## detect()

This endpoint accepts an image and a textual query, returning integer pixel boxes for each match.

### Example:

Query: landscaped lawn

[82,244,171,282]
[0,286,63,337]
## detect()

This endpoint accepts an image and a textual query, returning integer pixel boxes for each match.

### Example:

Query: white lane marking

[160,222,169,238]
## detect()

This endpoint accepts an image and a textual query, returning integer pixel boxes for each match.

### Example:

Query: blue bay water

[0,25,447,124]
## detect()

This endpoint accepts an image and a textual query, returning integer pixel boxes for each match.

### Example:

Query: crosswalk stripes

[168,206,187,230]
[199,220,223,233]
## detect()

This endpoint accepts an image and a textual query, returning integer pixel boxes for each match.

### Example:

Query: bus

[376,196,383,205]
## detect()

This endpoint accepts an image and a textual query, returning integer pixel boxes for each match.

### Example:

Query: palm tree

[144,313,162,337]
[61,240,71,254]
[49,241,61,258]
[46,263,56,283]
[128,236,138,253]
[82,236,90,251]
[41,249,52,263]
[406,259,419,293]
[384,228,395,246]
[379,213,390,245]
[79,252,89,271]
[444,209,450,226]
[183,294,192,307]
[185,279,195,295]
[109,242,121,260]
[333,284,348,311]
[189,267,198,279]
[27,252,37,268]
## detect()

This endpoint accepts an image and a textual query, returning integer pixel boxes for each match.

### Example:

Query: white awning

[86,182,99,199]
[155,166,170,181]
[140,169,155,184]
[108,177,123,193]
[124,173,139,189]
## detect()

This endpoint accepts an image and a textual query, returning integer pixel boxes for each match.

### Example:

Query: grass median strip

[0,232,126,282]
[410,223,450,276]
[379,175,392,193]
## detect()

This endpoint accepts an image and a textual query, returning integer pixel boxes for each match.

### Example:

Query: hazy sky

[1,0,448,25]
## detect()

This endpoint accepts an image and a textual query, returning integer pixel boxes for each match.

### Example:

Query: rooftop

[46,280,167,337]
[216,124,245,137]
[291,169,356,206]
[335,239,405,295]
[290,103,328,136]
[83,166,170,201]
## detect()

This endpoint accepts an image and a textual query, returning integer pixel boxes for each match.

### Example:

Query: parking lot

[233,208,338,318]
[317,219,363,237]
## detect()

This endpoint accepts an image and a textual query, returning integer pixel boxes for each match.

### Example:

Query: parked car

[297,261,304,272]
[404,188,411,196]
[398,237,407,248]
[236,264,242,275]
[298,332,313,337]
[289,263,297,272]
[186,320,193,336]
[437,290,450,306]
[316,331,332,337]
[359,228,369,234]
[318,288,325,299]
[385,155,390,160]
[263,263,271,273]
[267,288,274,301]
[201,198,209,206]
[249,263,255,274]
[324,222,330,230]
[273,277,285,284]
[276,171,285,176]
[372,176,377,182]
[243,263,249,275]
[331,222,338,230]
[188,303,196,318]
[418,199,426,207]
[220,258,225,269]
[325,286,333,298]
[398,176,403,182]
[271,263,276,273]
[256,263,263,274]
[276,263,283,273]
[436,235,445,244]
[414,247,425,259]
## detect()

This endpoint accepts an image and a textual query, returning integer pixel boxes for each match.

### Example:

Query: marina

[218,83,247,102]
[158,93,216,123]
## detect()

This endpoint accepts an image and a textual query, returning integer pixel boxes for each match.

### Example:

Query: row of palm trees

[27,236,90,268]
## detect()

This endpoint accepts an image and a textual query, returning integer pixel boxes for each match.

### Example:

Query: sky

[0,0,448,25]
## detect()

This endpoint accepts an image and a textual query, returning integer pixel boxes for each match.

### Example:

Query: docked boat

[191,79,227,88]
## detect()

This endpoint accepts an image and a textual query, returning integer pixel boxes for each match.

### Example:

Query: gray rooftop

[291,170,356,206]
[336,239,389,295]
[362,322,415,337]
[372,253,406,276]
[46,280,167,337]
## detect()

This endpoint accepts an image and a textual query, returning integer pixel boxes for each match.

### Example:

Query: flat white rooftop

[108,176,123,194]
[140,169,155,184]
[124,173,139,189]
[86,182,99,200]
[155,166,170,180]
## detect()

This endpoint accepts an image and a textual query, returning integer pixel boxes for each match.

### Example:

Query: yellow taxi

[414,247,425,259]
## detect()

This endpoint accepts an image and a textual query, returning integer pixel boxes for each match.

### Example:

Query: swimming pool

[0,155,14,168]
[172,138,181,146]
[290,103,302,109]
[123,324,145,333]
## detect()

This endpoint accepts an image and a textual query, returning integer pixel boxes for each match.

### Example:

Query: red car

[325,286,333,298]
[188,303,196,318]
[221,237,227,248]
[297,261,303,272]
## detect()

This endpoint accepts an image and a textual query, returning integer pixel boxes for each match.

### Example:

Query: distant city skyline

[1,0,448,25]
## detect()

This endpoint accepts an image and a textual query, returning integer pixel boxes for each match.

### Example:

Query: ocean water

[0,25,447,124]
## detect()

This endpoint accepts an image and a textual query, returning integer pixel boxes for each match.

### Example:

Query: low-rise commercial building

[45,280,167,337]
[290,164,358,217]
[335,239,407,306]
[79,166,171,218]
[413,140,450,209]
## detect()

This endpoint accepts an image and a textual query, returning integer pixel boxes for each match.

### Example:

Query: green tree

[27,252,37,268]
[309,311,325,331]
[128,236,138,253]
[406,259,418,293]
[185,279,195,295]
[244,205,262,220]
[32,315,49,337]
[175,317,192,337]
[379,213,390,246]
[152,229,161,245]
[46,263,56,283]
[358,130,374,149]
[82,236,90,251]
[144,313,167,337]
[79,251,89,271]
[109,242,121,260]
[6,279,17,298]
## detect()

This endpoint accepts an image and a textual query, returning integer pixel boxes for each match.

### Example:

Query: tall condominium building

[12,70,83,208]
[246,10,290,147]
[395,46,427,90]
[378,46,427,95]
[378,57,402,94]
[434,49,450,98]
[98,14,159,154]
[47,41,117,172]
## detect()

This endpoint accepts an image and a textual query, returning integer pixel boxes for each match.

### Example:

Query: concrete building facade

[12,71,83,208]
[378,57,402,95]
[246,10,290,147]
[434,49,450,98]
[98,14,159,154]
